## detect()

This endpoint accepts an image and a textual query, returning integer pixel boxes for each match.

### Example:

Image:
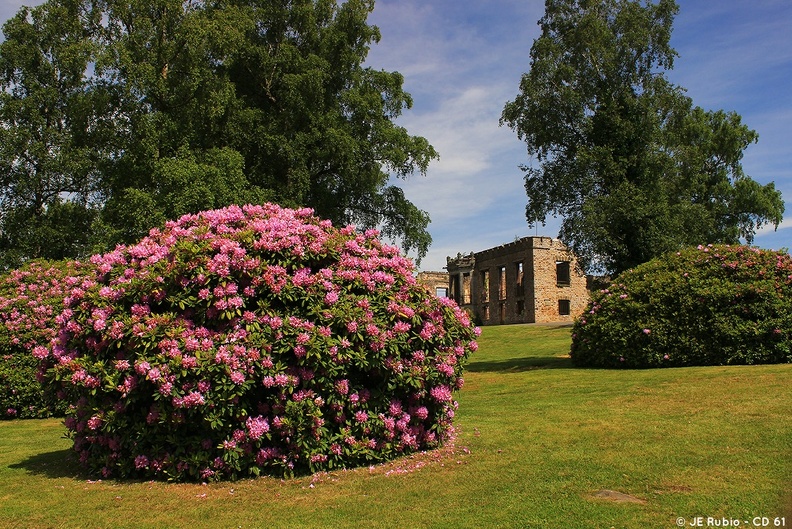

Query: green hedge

[571,244,792,368]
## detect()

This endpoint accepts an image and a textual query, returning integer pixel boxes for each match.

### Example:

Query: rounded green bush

[571,244,792,368]
[37,204,479,481]
[0,260,87,419]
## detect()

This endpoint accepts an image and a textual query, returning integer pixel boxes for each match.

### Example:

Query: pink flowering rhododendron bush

[571,244,792,368]
[0,260,88,419]
[36,204,479,481]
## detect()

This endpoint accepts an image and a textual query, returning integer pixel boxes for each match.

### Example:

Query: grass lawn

[1,324,790,528]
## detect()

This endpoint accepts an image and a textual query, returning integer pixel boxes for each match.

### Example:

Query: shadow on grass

[8,448,88,480]
[466,354,573,372]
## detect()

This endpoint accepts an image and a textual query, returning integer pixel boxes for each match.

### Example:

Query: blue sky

[363,0,792,271]
[2,1,790,272]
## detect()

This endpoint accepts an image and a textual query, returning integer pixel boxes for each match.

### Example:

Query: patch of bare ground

[589,489,647,504]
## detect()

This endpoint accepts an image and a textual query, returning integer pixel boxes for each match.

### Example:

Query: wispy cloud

[365,0,547,270]
[368,0,792,270]
[670,1,792,184]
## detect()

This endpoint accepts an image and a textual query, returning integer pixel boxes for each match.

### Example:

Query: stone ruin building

[442,236,590,325]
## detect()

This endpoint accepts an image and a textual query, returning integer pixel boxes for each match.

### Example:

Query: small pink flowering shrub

[571,244,792,368]
[0,260,87,419]
[37,204,479,481]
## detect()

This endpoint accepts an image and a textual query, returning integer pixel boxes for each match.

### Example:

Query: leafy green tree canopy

[501,0,783,274]
[0,0,436,267]
[0,1,106,268]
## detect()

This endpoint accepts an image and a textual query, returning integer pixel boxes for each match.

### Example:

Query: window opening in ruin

[517,299,525,316]
[483,305,489,321]
[515,262,524,296]
[498,266,506,300]
[435,287,447,297]
[556,261,571,286]
[462,272,471,304]
[481,270,490,303]
[499,302,506,323]
[450,275,460,304]
[558,299,571,315]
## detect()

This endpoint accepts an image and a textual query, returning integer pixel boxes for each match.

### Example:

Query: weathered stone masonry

[445,237,589,325]
[415,271,450,297]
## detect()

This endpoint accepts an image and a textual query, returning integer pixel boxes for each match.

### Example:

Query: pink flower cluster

[35,204,478,481]
[0,260,86,419]
[0,261,83,353]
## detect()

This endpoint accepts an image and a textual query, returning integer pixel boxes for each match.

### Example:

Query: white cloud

[365,0,546,270]
[757,217,792,236]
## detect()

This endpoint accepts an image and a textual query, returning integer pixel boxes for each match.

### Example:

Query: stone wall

[527,237,589,323]
[416,271,450,297]
[446,253,475,305]
[446,237,589,325]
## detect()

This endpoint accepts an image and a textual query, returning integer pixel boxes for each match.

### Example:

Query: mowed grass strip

[1,324,790,529]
